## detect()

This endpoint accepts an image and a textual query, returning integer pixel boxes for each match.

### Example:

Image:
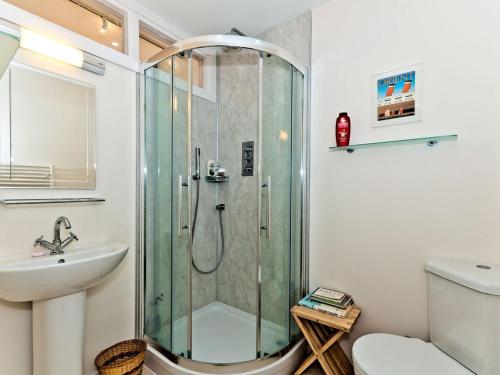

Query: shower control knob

[242,141,254,176]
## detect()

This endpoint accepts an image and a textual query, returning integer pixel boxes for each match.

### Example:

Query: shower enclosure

[141,35,308,368]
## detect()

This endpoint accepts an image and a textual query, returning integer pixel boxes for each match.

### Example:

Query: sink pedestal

[0,241,128,374]
[33,291,86,375]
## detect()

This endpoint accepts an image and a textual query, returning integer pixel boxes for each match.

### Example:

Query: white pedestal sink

[0,241,128,375]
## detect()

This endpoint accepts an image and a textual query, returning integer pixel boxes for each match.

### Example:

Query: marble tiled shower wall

[214,11,312,326]
[259,11,312,69]
[190,12,312,323]
[216,50,260,315]
[191,94,219,312]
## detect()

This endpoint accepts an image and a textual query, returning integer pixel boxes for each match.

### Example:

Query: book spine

[312,305,347,318]
[310,296,353,308]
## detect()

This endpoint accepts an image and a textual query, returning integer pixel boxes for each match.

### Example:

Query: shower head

[193,148,201,180]
[228,27,247,37]
[222,27,248,53]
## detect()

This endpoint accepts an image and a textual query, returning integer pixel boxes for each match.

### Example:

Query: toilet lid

[352,334,474,375]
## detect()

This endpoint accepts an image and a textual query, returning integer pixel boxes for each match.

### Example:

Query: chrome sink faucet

[34,216,79,255]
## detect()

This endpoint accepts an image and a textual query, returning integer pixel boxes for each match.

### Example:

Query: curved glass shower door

[171,53,192,358]
[261,53,293,356]
[144,54,192,357]
[143,37,306,366]
[144,60,173,349]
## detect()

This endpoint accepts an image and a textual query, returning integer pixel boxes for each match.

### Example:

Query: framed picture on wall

[372,64,422,127]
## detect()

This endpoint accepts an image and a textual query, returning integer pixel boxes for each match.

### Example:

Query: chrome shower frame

[137,34,310,370]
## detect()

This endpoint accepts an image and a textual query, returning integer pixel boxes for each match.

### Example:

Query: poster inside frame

[372,64,422,127]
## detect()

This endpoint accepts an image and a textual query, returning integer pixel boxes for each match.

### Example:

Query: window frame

[0,0,205,80]
[139,21,216,102]
[3,0,127,53]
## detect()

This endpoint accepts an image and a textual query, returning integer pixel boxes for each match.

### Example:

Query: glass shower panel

[189,47,220,362]
[171,54,190,357]
[290,68,305,338]
[206,47,260,363]
[260,54,293,356]
[144,61,173,350]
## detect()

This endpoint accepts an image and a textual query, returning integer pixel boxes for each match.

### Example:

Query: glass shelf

[0,198,106,206]
[329,134,458,153]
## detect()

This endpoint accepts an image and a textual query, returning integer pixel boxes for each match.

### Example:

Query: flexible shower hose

[191,177,226,274]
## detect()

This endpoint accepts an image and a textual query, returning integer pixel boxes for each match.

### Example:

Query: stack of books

[298,287,354,318]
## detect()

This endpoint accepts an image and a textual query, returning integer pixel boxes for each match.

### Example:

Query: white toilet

[352,258,500,375]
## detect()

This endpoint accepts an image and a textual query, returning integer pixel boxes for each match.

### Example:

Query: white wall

[0,49,136,375]
[310,0,500,356]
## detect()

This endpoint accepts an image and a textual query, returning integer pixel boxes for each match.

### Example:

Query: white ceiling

[136,0,329,36]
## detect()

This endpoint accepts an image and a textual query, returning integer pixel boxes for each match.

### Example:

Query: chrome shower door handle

[266,176,271,238]
[261,176,272,239]
[178,175,183,237]
[178,175,188,237]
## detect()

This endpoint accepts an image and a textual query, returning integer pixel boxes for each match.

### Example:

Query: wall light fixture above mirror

[0,65,96,189]
[0,18,105,76]
[19,28,106,76]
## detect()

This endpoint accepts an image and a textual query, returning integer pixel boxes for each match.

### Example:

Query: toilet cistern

[34,216,79,255]
[352,258,500,375]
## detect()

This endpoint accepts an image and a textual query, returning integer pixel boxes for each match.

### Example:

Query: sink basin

[0,240,128,375]
[0,241,128,302]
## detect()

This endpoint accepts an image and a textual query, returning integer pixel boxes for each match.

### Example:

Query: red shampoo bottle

[335,112,351,147]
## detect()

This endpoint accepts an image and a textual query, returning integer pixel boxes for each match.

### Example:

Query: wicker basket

[95,339,147,375]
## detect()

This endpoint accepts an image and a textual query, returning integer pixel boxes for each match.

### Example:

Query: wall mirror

[0,19,20,79]
[0,64,96,189]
